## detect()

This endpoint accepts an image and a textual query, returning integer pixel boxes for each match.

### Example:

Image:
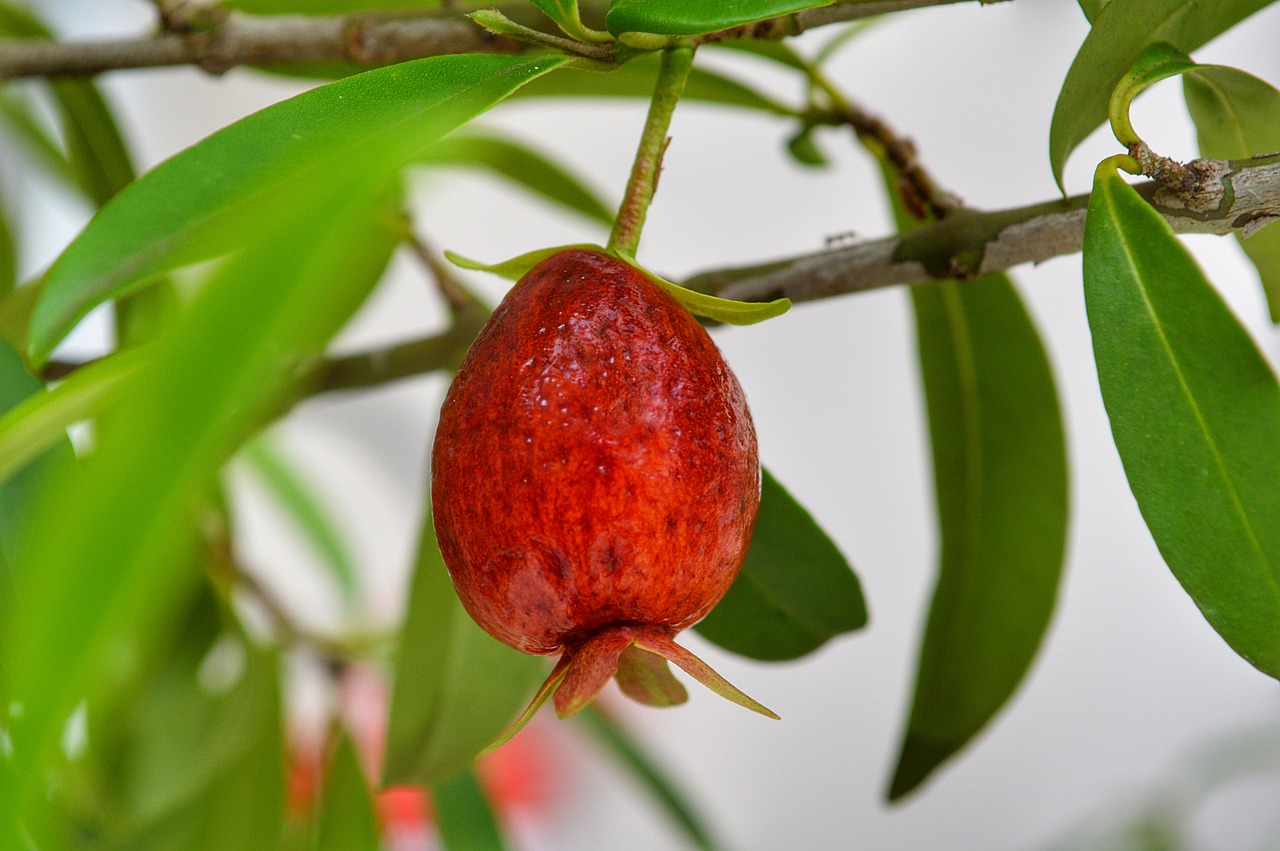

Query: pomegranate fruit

[431,249,776,740]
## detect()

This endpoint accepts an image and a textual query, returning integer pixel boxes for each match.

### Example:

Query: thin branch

[0,0,1002,80]
[0,8,513,79]
[683,155,1280,304]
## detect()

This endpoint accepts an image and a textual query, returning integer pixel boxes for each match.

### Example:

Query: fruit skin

[432,249,760,659]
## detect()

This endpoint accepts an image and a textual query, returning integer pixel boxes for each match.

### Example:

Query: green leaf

[223,0,441,11]
[1184,66,1280,322]
[383,509,544,787]
[0,90,78,196]
[114,643,286,851]
[316,734,380,851]
[1048,0,1272,189]
[785,127,828,167]
[888,272,1069,801]
[513,53,796,115]
[0,190,13,300]
[0,3,135,205]
[605,0,832,37]
[0,347,146,486]
[27,52,570,365]
[1077,0,1109,23]
[694,469,867,661]
[1107,43,1198,147]
[432,769,508,851]
[1083,165,1280,681]
[577,707,720,851]
[0,184,399,841]
[240,435,360,604]
[419,130,614,225]
[528,0,611,42]
[0,339,73,589]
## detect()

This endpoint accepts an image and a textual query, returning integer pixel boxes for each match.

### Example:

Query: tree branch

[0,0,1003,80]
[683,155,1280,304]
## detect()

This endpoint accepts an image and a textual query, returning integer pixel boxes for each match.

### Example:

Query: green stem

[607,45,694,257]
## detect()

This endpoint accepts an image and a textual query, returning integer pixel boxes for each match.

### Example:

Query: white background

[14,1,1280,849]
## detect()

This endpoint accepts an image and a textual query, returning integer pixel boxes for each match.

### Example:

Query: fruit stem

[607,45,695,258]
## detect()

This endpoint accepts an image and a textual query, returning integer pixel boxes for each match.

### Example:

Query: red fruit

[431,249,776,738]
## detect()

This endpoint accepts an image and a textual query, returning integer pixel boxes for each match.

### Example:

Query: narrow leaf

[0,347,147,486]
[240,436,360,603]
[889,272,1068,801]
[577,706,721,851]
[419,131,614,225]
[1048,0,1271,189]
[0,184,399,841]
[1083,165,1280,680]
[0,3,135,205]
[1077,0,1108,23]
[880,159,1069,800]
[432,769,508,851]
[118,643,285,851]
[694,469,867,661]
[605,0,832,37]
[1184,66,1280,321]
[0,339,73,589]
[316,734,380,851]
[0,190,13,300]
[28,52,570,364]
[383,509,544,787]
[0,91,79,196]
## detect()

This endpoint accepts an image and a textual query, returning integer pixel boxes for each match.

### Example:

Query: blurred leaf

[694,469,867,661]
[1184,66,1280,321]
[0,339,73,593]
[0,3,135,205]
[0,347,146,485]
[813,20,878,65]
[605,0,832,36]
[708,37,808,71]
[0,190,12,300]
[1083,166,1280,680]
[890,272,1068,800]
[578,706,720,851]
[785,126,828,167]
[316,734,380,851]
[419,130,614,225]
[432,769,508,851]
[0,183,399,841]
[223,0,441,11]
[27,52,571,365]
[240,436,359,604]
[513,53,796,115]
[1048,0,1271,189]
[383,509,544,787]
[111,642,286,851]
[0,90,78,194]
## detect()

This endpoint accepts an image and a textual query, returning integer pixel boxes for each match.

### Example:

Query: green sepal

[447,244,791,325]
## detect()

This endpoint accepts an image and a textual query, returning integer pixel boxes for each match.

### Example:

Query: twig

[683,155,1280,304]
[0,0,1003,80]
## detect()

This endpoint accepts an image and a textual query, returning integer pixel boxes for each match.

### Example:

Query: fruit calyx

[481,624,779,756]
